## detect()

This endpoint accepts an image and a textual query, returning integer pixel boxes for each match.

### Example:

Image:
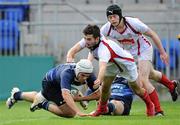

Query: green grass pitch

[0,101,180,125]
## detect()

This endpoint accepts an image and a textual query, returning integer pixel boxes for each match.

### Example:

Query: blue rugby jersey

[110,77,133,99]
[45,63,97,92]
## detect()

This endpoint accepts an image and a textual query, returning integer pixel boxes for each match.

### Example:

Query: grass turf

[0,100,180,125]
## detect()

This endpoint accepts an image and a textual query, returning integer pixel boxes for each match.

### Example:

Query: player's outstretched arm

[73,89,100,102]
[62,89,87,117]
[144,28,169,65]
[66,42,83,63]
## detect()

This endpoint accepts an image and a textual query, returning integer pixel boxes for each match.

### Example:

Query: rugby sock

[40,101,49,110]
[14,91,22,100]
[99,101,108,106]
[92,101,108,116]
[159,74,174,92]
[149,89,163,113]
[140,91,152,105]
[139,91,154,116]
[106,102,116,115]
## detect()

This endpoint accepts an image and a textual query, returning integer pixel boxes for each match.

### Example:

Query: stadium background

[0,0,180,101]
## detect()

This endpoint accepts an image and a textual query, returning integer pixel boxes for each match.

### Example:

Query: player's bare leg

[92,76,115,116]
[20,92,38,102]
[6,87,38,109]
[43,103,76,118]
[128,81,155,116]
[30,92,76,118]
[138,60,164,115]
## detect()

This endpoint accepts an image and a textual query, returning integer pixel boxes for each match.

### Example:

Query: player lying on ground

[73,76,133,116]
[6,59,99,118]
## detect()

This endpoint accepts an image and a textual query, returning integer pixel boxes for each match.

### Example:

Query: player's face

[108,14,120,27]
[77,73,91,83]
[84,34,99,49]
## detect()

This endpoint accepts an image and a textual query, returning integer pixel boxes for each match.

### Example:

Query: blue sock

[40,101,49,110]
[14,91,22,101]
[106,102,116,115]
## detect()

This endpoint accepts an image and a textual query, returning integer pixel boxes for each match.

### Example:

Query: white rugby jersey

[78,35,134,63]
[101,17,152,59]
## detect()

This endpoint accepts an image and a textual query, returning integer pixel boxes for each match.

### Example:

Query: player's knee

[139,77,149,85]
[149,70,161,81]
[149,70,156,79]
[129,83,141,95]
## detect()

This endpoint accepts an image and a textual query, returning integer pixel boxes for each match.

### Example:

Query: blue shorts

[109,95,133,115]
[41,78,65,106]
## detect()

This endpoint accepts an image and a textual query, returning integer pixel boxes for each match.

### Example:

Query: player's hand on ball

[93,79,101,89]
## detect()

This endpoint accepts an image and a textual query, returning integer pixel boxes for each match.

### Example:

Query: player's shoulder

[61,64,75,75]
[101,22,111,30]
[125,16,141,23]
[104,21,111,26]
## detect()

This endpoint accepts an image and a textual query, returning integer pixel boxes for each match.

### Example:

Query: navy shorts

[109,95,133,115]
[41,78,65,106]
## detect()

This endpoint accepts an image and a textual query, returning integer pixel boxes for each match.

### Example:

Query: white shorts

[138,46,153,62]
[105,58,138,82]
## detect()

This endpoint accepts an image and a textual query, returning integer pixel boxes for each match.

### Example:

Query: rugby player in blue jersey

[74,76,133,116]
[6,59,98,118]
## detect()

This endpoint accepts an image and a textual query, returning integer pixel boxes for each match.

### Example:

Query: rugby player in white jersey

[100,4,179,115]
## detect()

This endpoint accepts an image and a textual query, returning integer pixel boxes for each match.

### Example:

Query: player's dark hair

[83,24,100,38]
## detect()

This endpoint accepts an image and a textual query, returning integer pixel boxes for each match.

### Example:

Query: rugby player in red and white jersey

[100,4,179,115]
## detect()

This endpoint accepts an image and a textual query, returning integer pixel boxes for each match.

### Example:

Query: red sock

[139,91,154,116]
[93,101,108,116]
[140,91,152,106]
[149,89,163,113]
[97,101,108,110]
[99,101,107,106]
[159,74,174,92]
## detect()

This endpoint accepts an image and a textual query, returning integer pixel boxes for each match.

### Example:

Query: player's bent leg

[150,69,179,101]
[101,76,114,102]
[30,92,76,118]
[138,60,154,93]
[40,102,76,118]
[129,81,155,116]
[58,103,76,118]
[142,83,163,115]
[92,76,115,116]
[31,99,76,118]
[138,60,164,115]
[30,92,46,112]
